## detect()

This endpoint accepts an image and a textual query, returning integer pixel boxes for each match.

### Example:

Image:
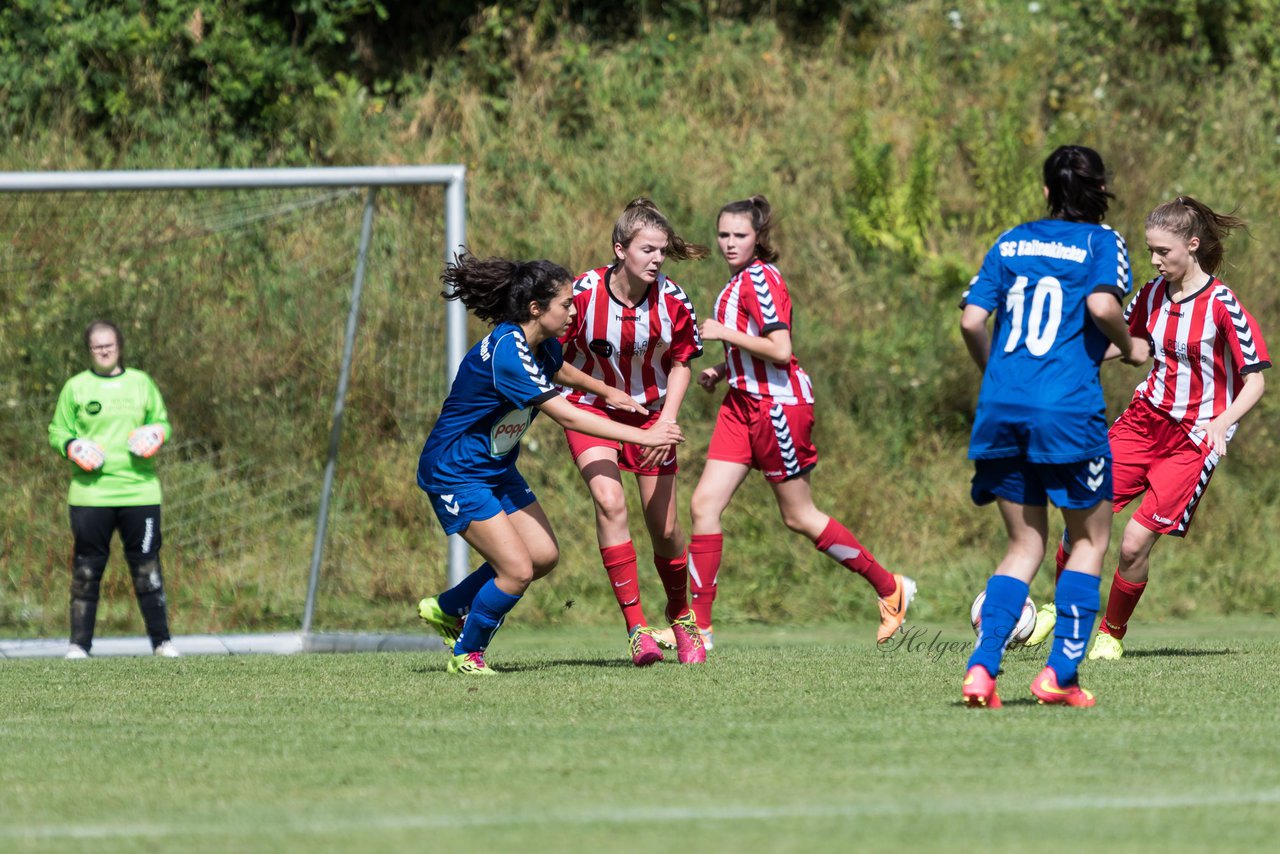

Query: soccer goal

[0,166,471,654]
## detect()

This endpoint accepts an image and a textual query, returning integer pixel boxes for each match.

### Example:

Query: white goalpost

[0,166,472,656]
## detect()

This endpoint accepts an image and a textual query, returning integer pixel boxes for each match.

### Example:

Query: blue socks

[454,578,521,654]
[1046,570,1100,685]
[438,563,497,616]
[966,574,1029,677]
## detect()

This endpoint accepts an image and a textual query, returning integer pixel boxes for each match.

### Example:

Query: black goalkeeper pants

[68,505,172,651]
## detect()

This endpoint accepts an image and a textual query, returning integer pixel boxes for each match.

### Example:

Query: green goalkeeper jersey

[48,368,171,507]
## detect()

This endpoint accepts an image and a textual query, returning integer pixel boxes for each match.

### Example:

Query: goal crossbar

[0,166,471,638]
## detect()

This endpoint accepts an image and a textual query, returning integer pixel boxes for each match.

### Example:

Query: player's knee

[690,489,722,529]
[644,515,680,549]
[778,504,824,537]
[1117,537,1145,569]
[592,486,628,524]
[532,549,559,580]
[70,557,105,601]
[777,507,809,535]
[129,558,165,596]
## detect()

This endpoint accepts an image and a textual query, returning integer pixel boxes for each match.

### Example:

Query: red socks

[601,541,646,630]
[653,550,690,623]
[688,533,723,630]
[1054,538,1069,582]
[815,518,897,599]
[1101,570,1146,640]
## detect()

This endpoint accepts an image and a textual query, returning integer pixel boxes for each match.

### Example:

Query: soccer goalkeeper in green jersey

[48,320,179,659]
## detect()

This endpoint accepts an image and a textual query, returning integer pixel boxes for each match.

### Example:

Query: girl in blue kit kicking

[415,253,684,675]
[958,145,1149,707]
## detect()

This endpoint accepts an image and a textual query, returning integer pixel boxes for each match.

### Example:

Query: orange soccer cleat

[876,574,917,644]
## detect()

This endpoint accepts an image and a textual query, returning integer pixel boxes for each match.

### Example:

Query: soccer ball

[970,590,1037,646]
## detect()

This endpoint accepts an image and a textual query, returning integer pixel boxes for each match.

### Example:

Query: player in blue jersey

[958,145,1150,708]
[415,253,685,675]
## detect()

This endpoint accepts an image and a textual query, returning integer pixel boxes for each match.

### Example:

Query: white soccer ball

[970,590,1037,646]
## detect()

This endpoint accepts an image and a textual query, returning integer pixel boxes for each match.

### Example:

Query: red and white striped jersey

[1125,275,1271,444]
[714,260,814,404]
[560,265,702,409]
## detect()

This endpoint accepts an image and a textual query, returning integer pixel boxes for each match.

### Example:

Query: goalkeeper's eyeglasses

[90,344,118,352]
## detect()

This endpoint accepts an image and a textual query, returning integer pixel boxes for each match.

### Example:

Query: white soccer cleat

[64,644,90,660]
[153,640,181,658]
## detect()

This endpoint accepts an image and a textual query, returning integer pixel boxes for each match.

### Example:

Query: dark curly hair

[441,252,572,325]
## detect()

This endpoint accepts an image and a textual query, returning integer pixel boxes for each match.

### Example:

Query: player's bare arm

[539,394,683,447]
[700,319,792,363]
[553,363,644,413]
[637,361,692,469]
[1202,370,1265,455]
[1086,293,1149,365]
[959,304,991,370]
[698,362,727,391]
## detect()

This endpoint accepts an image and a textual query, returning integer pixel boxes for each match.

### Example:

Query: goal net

[0,167,468,653]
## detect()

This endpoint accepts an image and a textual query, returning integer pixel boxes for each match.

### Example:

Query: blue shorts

[424,470,538,535]
[971,455,1112,510]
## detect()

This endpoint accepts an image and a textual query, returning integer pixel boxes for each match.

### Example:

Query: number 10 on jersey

[1004,275,1063,356]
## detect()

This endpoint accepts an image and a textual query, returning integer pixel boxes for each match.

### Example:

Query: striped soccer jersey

[560,266,702,410]
[714,260,813,404]
[1125,275,1271,445]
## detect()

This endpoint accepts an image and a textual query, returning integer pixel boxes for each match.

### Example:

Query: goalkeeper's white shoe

[1024,603,1057,648]
[65,644,90,660]
[154,640,181,658]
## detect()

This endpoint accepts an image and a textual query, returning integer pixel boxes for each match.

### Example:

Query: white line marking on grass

[7,788,1280,840]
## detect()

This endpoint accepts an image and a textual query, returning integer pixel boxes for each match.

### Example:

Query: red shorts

[706,388,818,482]
[1110,400,1219,537]
[564,404,677,476]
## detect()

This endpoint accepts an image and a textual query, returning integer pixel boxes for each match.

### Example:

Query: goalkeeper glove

[67,439,105,472]
[127,425,166,459]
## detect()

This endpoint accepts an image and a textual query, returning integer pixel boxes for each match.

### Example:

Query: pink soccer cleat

[628,626,664,667]
[669,612,707,664]
[962,664,1002,709]
[1030,666,1097,707]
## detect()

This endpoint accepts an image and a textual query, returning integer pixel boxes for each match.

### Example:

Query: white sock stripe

[687,561,703,587]
[823,543,863,563]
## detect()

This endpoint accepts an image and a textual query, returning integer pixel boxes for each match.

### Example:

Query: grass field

[3,618,1279,853]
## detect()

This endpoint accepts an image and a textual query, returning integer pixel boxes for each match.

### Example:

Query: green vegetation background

[2,1,1278,637]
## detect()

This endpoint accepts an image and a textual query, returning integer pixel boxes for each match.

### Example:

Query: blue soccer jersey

[962,219,1131,462]
[417,323,564,492]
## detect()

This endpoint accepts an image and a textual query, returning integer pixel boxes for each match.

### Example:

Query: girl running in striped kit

[688,195,914,650]
[1041,196,1270,660]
